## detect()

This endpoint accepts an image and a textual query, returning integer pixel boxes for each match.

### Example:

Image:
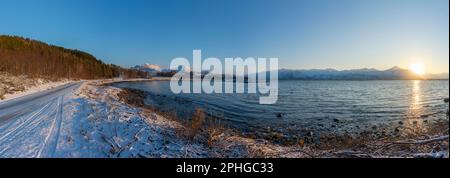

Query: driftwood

[375,135,449,154]
[413,151,448,158]
[389,135,449,145]
[333,150,373,158]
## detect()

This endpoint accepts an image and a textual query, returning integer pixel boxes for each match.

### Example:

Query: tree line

[0,35,148,80]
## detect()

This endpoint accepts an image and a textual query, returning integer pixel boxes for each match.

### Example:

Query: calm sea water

[114,80,449,139]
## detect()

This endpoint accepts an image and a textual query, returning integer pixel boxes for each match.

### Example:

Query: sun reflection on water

[412,80,421,109]
[401,80,427,136]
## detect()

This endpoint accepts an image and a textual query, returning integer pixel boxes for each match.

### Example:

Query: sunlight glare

[409,62,425,75]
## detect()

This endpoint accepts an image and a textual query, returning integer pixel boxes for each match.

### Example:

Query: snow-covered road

[0,81,304,158]
[0,81,213,158]
[0,82,82,157]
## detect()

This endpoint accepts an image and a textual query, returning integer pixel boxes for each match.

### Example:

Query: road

[0,82,82,158]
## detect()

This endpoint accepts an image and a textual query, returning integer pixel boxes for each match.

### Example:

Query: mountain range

[132,63,448,80]
[132,63,192,77]
[275,66,449,80]
[131,63,164,75]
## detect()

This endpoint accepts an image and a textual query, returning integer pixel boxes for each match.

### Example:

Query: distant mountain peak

[387,66,404,71]
[135,63,163,72]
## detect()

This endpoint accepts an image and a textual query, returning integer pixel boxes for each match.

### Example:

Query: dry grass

[0,72,34,99]
[185,108,206,140]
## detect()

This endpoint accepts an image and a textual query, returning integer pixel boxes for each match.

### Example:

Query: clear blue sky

[1,0,448,73]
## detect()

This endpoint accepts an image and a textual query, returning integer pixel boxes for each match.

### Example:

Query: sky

[0,0,448,73]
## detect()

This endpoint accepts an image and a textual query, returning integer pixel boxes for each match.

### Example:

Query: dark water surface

[113,80,449,139]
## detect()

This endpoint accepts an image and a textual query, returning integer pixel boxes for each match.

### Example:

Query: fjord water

[114,80,449,137]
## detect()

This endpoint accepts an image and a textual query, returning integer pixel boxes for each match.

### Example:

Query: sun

[409,62,425,75]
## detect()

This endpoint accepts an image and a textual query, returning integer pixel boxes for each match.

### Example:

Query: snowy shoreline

[1,76,447,157]
[88,80,449,158]
[71,80,309,157]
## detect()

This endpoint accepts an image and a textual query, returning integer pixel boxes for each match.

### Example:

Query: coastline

[96,77,172,86]
[87,79,449,158]
[74,80,311,158]
[2,77,446,157]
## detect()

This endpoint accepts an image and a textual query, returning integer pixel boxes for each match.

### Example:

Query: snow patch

[0,72,74,102]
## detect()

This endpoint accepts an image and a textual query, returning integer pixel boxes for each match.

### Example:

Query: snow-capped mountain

[261,66,442,80]
[132,63,177,77]
[173,65,192,73]
[132,63,163,73]
[131,63,193,77]
[132,64,448,80]
[132,63,192,73]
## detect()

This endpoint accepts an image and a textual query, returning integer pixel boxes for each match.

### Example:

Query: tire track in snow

[0,100,58,157]
[0,83,79,123]
[0,101,54,142]
[0,82,82,157]
[0,102,49,134]
[38,96,64,157]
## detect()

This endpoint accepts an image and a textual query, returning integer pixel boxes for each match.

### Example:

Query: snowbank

[0,72,74,102]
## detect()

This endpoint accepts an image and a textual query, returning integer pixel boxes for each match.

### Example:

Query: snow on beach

[92,80,448,158]
[60,81,208,157]
[63,80,308,158]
